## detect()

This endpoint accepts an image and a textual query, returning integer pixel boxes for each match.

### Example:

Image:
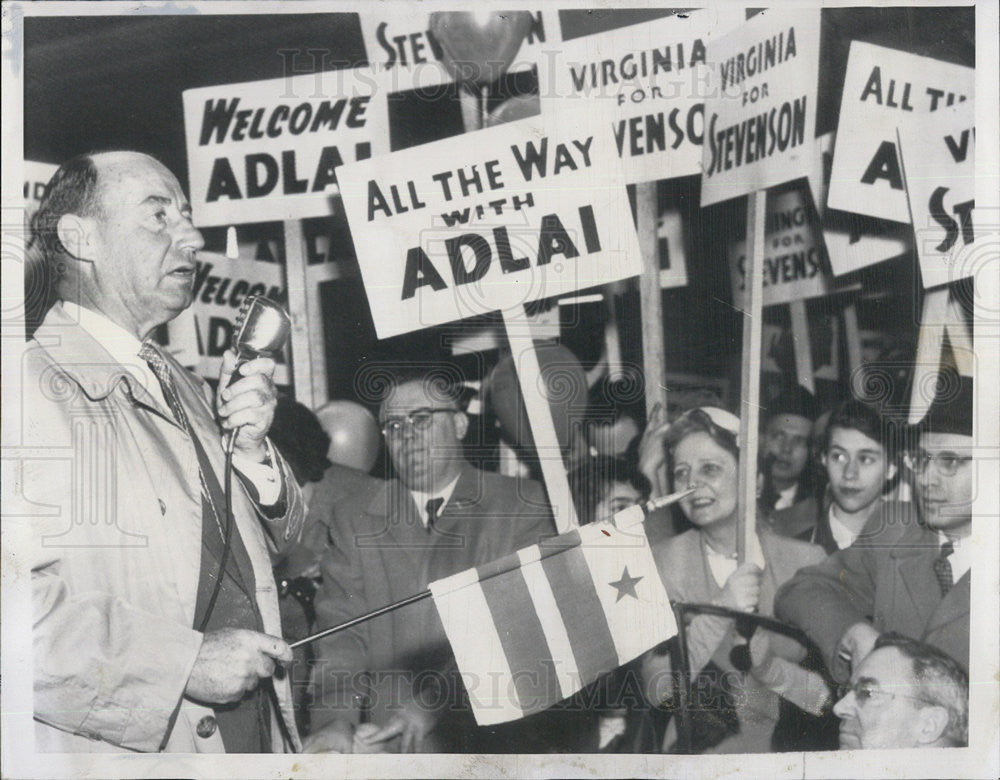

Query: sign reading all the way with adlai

[700,9,821,206]
[336,110,642,339]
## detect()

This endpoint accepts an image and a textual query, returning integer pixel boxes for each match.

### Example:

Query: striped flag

[429,513,677,726]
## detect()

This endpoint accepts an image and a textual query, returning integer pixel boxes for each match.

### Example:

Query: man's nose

[832,691,854,719]
[844,458,859,480]
[175,218,205,253]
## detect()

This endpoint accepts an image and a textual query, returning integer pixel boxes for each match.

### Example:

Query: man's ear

[453,411,469,441]
[56,214,99,262]
[914,704,950,745]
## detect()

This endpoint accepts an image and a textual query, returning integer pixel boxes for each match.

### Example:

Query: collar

[31,301,157,404]
[773,483,800,511]
[939,532,972,581]
[60,301,165,407]
[828,503,862,550]
[411,474,461,528]
[701,531,766,589]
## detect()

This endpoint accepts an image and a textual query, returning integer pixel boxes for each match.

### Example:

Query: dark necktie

[426,497,444,533]
[934,540,954,596]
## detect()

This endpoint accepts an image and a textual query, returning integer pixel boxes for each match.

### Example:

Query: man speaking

[23,152,304,752]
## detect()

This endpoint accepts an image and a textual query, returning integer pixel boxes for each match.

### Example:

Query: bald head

[34,150,204,338]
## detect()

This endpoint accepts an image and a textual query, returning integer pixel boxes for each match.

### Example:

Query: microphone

[227,295,291,387]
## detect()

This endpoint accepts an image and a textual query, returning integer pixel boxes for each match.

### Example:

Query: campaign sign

[183,68,389,226]
[337,109,642,339]
[167,252,290,384]
[728,186,831,308]
[541,8,743,183]
[810,132,911,277]
[827,42,973,224]
[359,10,558,92]
[700,9,821,206]
[898,102,975,289]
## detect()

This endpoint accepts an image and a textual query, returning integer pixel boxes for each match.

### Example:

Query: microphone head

[233,295,291,360]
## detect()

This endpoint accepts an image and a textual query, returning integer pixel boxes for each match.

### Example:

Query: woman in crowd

[639,407,836,753]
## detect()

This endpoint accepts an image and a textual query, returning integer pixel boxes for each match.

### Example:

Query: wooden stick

[283,219,316,409]
[909,288,950,424]
[636,181,668,419]
[737,191,767,565]
[789,299,815,393]
[502,309,579,533]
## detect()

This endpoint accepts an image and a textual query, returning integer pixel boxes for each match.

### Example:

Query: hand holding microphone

[216,295,291,462]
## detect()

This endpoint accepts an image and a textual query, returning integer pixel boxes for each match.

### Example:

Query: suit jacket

[644,528,828,754]
[768,494,843,553]
[774,500,970,681]
[22,303,305,753]
[311,461,554,751]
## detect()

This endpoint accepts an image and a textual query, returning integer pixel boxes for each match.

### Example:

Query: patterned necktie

[934,539,954,596]
[138,341,191,431]
[426,497,444,533]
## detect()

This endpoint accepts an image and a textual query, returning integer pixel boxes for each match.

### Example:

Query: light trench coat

[21,303,305,752]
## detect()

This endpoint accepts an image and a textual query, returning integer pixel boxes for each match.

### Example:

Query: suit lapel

[893,545,943,629]
[924,570,970,635]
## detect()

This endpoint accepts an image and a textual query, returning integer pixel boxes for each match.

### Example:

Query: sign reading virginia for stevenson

[898,101,976,289]
[700,9,821,206]
[540,8,743,184]
[827,42,973,224]
[336,109,642,339]
[183,68,388,226]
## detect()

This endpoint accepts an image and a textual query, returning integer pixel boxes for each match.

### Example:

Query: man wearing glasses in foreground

[307,366,554,753]
[776,378,974,687]
[833,633,968,749]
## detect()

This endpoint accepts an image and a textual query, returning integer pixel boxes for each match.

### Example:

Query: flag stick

[737,190,766,565]
[789,299,815,393]
[290,488,694,649]
[502,308,579,534]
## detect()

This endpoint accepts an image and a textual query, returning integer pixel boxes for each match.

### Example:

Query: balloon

[314,400,381,473]
[428,11,533,85]
[486,93,541,127]
[486,342,588,452]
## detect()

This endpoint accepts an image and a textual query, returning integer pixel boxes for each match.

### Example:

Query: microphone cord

[197,427,237,634]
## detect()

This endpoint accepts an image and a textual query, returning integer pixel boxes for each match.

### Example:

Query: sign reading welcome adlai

[540,8,743,183]
[728,186,832,308]
[700,9,821,206]
[337,109,642,339]
[898,101,975,289]
[359,10,558,92]
[183,68,389,226]
[827,42,973,224]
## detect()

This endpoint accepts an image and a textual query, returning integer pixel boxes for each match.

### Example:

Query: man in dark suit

[775,379,974,681]
[305,366,554,753]
[759,384,820,514]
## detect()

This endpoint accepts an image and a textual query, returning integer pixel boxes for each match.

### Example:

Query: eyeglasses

[903,450,973,477]
[837,680,933,707]
[380,407,455,437]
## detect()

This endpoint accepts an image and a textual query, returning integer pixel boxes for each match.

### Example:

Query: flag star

[609,566,643,602]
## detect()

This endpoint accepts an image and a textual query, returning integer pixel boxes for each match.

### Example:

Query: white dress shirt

[773,483,800,511]
[828,505,861,550]
[410,474,461,528]
[63,301,281,503]
[941,532,972,581]
[704,531,767,589]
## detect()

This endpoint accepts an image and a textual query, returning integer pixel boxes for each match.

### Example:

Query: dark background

[24,7,976,411]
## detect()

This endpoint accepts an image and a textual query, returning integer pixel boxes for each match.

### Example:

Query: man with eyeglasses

[833,633,968,749]
[307,366,555,754]
[775,379,973,683]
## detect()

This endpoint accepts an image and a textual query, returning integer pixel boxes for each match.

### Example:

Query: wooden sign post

[700,9,823,562]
